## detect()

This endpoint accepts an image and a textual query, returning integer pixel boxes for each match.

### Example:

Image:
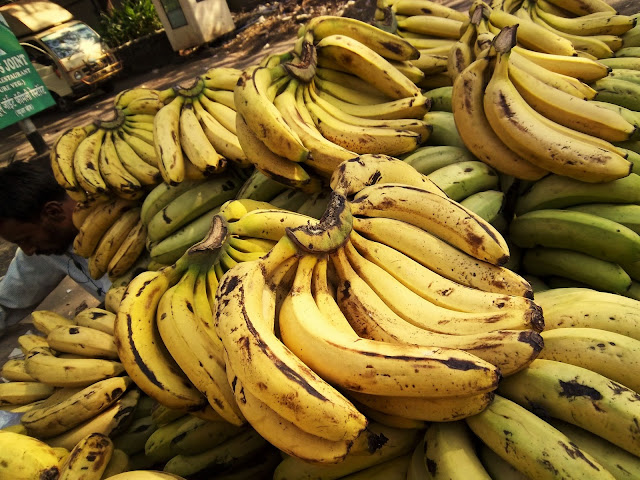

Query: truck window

[21,43,53,65]
[40,23,101,60]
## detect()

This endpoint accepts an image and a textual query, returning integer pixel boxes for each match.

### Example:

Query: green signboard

[0,13,55,129]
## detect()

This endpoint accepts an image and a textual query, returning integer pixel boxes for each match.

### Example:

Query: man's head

[0,156,77,256]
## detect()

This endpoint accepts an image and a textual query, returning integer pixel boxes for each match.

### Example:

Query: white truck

[0,0,122,110]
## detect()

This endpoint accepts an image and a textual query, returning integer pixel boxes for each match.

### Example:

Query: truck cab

[0,0,122,111]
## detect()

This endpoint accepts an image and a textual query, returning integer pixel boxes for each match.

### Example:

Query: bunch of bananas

[72,197,147,280]
[152,68,249,185]
[51,88,167,203]
[509,173,640,294]
[234,15,433,191]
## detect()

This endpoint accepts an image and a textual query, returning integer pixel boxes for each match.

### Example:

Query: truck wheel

[52,93,73,113]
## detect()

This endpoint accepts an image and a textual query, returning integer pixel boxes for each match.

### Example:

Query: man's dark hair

[0,155,67,222]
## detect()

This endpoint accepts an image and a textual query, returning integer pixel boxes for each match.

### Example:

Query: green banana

[566,203,640,234]
[423,111,466,148]
[427,161,500,202]
[401,145,476,175]
[460,190,505,223]
[592,77,640,111]
[423,86,453,112]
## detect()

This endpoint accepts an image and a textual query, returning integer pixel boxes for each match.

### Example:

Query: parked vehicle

[0,0,122,110]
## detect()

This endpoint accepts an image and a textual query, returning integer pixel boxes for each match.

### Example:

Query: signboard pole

[18,118,48,155]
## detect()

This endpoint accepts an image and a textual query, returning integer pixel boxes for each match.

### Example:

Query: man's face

[0,202,77,256]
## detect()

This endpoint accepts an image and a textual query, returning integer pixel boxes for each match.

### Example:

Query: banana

[169,416,243,456]
[400,145,475,175]
[192,98,248,167]
[119,130,158,166]
[72,197,106,230]
[273,79,355,177]
[88,207,141,279]
[113,415,156,455]
[112,131,161,186]
[99,131,143,200]
[350,183,510,264]
[0,430,61,480]
[566,203,640,234]
[350,230,537,316]
[1,359,34,382]
[178,100,225,174]
[509,62,636,142]
[608,67,640,86]
[499,359,640,457]
[592,77,640,111]
[73,127,108,196]
[227,360,363,464]
[314,86,429,120]
[198,93,237,133]
[422,111,466,148]
[101,449,129,478]
[489,7,576,55]
[73,197,137,258]
[307,82,431,138]
[511,209,640,264]
[123,123,155,142]
[451,53,547,180]
[280,255,502,397]
[203,87,236,110]
[426,161,499,201]
[59,432,113,480]
[468,395,614,479]
[538,327,640,392]
[392,0,468,21]
[460,190,504,223]
[316,34,421,99]
[339,454,412,479]
[107,471,185,479]
[144,414,194,462]
[522,247,632,293]
[163,427,269,477]
[346,237,542,333]
[515,173,640,215]
[329,154,442,197]
[140,180,204,226]
[315,67,394,97]
[121,95,165,116]
[478,443,529,480]
[17,333,49,354]
[333,247,542,375]
[484,28,631,182]
[396,15,463,39]
[215,239,368,443]
[235,168,287,201]
[313,75,391,105]
[235,113,322,193]
[272,422,422,480]
[46,324,118,359]
[353,216,532,297]
[147,174,240,242]
[542,0,615,15]
[114,268,206,410]
[51,125,96,201]
[25,346,125,387]
[533,6,635,36]
[47,389,140,450]
[0,381,53,406]
[149,208,220,265]
[303,84,422,157]
[154,95,186,185]
[304,15,419,61]
[108,219,147,278]
[31,310,75,335]
[234,65,309,162]
[124,112,156,124]
[410,51,449,75]
[22,376,131,438]
[549,418,640,480]
[510,50,597,99]
[424,421,492,479]
[512,45,610,83]
[600,56,640,70]
[156,265,244,425]
[423,87,452,113]
[202,66,242,90]
[447,12,478,81]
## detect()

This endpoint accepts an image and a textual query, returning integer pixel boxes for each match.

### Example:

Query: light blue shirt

[0,246,111,331]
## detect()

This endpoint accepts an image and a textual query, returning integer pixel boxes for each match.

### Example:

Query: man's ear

[41,201,66,222]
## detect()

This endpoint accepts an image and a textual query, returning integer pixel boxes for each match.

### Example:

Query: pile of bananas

[233,16,435,191]
[509,173,640,294]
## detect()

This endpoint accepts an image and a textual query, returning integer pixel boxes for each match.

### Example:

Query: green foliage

[98,0,163,48]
